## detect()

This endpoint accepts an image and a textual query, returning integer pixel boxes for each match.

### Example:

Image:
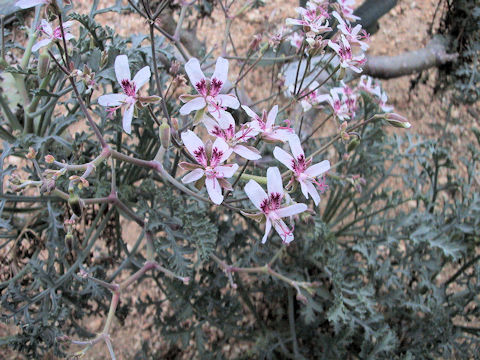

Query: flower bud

[68,194,83,217]
[170,117,179,132]
[385,113,411,129]
[26,147,37,159]
[101,50,109,68]
[159,121,171,150]
[37,52,50,79]
[337,67,346,80]
[296,293,308,304]
[182,276,190,285]
[347,137,360,152]
[45,154,55,164]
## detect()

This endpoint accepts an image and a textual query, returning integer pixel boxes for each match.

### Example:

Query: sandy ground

[1,0,478,359]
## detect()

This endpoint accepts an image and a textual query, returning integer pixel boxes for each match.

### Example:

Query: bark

[363,36,458,79]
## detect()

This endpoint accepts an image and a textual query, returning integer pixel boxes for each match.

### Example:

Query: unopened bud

[171,117,179,132]
[159,121,171,150]
[68,194,83,217]
[337,67,345,80]
[385,113,411,129]
[347,137,360,152]
[26,147,37,159]
[45,154,55,164]
[169,60,180,75]
[296,293,308,304]
[182,276,190,285]
[341,131,350,142]
[38,53,50,78]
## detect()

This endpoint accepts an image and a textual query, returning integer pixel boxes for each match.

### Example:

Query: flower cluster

[286,1,369,71]
[169,56,331,244]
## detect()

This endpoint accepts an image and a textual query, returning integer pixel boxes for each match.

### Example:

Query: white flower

[202,117,261,161]
[328,35,366,73]
[332,11,369,51]
[242,105,294,143]
[97,55,151,134]
[180,57,239,129]
[32,20,74,52]
[179,130,238,205]
[273,134,330,205]
[244,167,308,244]
[286,2,332,34]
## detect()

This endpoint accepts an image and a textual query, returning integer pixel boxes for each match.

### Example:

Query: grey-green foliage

[0,2,479,359]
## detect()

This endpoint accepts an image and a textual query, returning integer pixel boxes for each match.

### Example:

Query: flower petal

[213,109,235,129]
[273,146,294,170]
[39,19,53,37]
[266,105,278,128]
[212,138,232,163]
[276,203,308,218]
[122,104,134,134]
[181,168,205,184]
[304,160,330,177]
[262,218,272,244]
[98,93,128,107]
[181,130,205,158]
[216,164,239,178]
[273,219,294,244]
[288,134,304,159]
[15,0,47,9]
[233,145,261,161]
[212,57,228,86]
[244,180,267,211]
[132,66,151,90]
[32,38,52,52]
[206,177,223,205]
[180,97,206,115]
[185,57,205,89]
[242,105,259,119]
[267,167,283,197]
[305,180,320,206]
[216,94,240,109]
[115,55,131,84]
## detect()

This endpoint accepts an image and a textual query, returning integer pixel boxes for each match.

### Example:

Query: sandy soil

[1,0,478,359]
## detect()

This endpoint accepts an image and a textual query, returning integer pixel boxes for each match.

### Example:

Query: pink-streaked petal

[267,167,283,197]
[206,177,223,205]
[132,66,151,90]
[39,19,53,37]
[273,147,294,170]
[287,134,304,159]
[181,168,205,184]
[216,164,239,178]
[122,104,134,134]
[266,105,278,128]
[15,0,47,9]
[276,203,308,218]
[233,145,261,161]
[181,130,205,158]
[216,94,240,109]
[202,116,219,134]
[98,93,128,107]
[244,180,268,211]
[242,105,259,119]
[305,180,320,206]
[32,38,52,52]
[212,57,228,86]
[262,218,272,244]
[212,138,232,163]
[213,109,235,129]
[185,58,205,88]
[273,219,294,244]
[180,97,206,115]
[304,160,330,177]
[115,55,131,83]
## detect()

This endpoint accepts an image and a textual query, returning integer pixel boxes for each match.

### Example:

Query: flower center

[121,79,137,97]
